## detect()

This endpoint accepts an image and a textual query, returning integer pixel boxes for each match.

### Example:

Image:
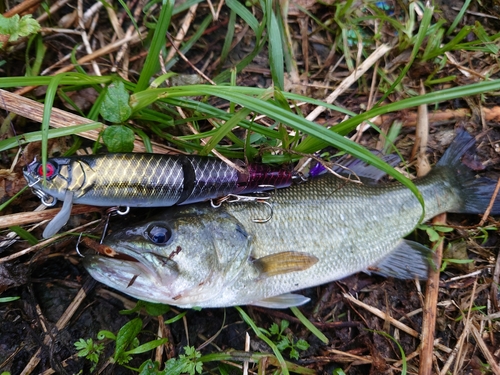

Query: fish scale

[220,171,452,304]
[89,155,186,202]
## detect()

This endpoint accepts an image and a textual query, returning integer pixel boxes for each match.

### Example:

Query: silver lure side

[83,130,500,308]
[23,154,293,238]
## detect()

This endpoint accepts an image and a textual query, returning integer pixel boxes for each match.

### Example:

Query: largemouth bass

[23,154,293,238]
[83,130,500,308]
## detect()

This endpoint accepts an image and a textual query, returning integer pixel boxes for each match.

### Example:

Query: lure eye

[145,225,172,245]
[36,162,58,179]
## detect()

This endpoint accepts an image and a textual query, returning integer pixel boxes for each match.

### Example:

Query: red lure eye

[37,163,56,178]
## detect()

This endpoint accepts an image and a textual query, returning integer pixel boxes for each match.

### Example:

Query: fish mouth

[81,237,171,288]
[84,255,154,290]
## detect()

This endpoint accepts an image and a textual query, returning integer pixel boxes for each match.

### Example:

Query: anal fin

[251,293,310,309]
[366,239,433,279]
[253,251,318,278]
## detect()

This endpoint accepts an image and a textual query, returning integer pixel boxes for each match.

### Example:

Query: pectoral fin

[43,190,74,238]
[251,293,310,309]
[253,251,318,278]
[366,239,433,279]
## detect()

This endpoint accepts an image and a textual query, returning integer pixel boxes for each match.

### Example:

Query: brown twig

[0,204,102,229]
[305,44,392,122]
[0,219,101,263]
[38,353,80,375]
[14,27,145,95]
[165,4,199,63]
[165,32,215,85]
[371,106,500,128]
[0,89,177,154]
[20,278,96,375]
[470,322,500,374]
[439,279,478,375]
[419,213,446,375]
[342,293,420,338]
[413,81,431,176]
[491,249,500,313]
[3,0,42,17]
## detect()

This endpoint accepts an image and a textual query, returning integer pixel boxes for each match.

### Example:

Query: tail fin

[438,129,500,215]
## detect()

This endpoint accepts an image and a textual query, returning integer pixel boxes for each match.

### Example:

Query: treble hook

[100,206,130,243]
[292,171,308,184]
[251,200,273,223]
[211,184,276,223]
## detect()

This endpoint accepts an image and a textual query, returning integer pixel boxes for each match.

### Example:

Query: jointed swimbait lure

[23,154,294,238]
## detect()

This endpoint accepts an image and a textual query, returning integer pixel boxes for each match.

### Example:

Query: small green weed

[74,338,105,372]
[133,346,203,375]
[0,13,40,48]
[163,346,203,375]
[455,305,487,322]
[263,319,310,360]
[74,317,167,372]
[417,223,454,242]
[467,225,498,245]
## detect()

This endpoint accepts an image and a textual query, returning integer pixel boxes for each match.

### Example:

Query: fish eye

[145,225,172,245]
[36,162,58,180]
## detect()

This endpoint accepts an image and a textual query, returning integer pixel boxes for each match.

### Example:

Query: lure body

[23,154,293,238]
[23,154,293,208]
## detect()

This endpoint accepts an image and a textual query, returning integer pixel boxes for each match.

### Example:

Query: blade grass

[290,307,328,344]
[226,0,259,32]
[135,0,174,92]
[0,74,112,87]
[219,7,236,68]
[41,73,67,181]
[236,306,290,375]
[0,122,103,152]
[376,3,434,104]
[265,0,285,90]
